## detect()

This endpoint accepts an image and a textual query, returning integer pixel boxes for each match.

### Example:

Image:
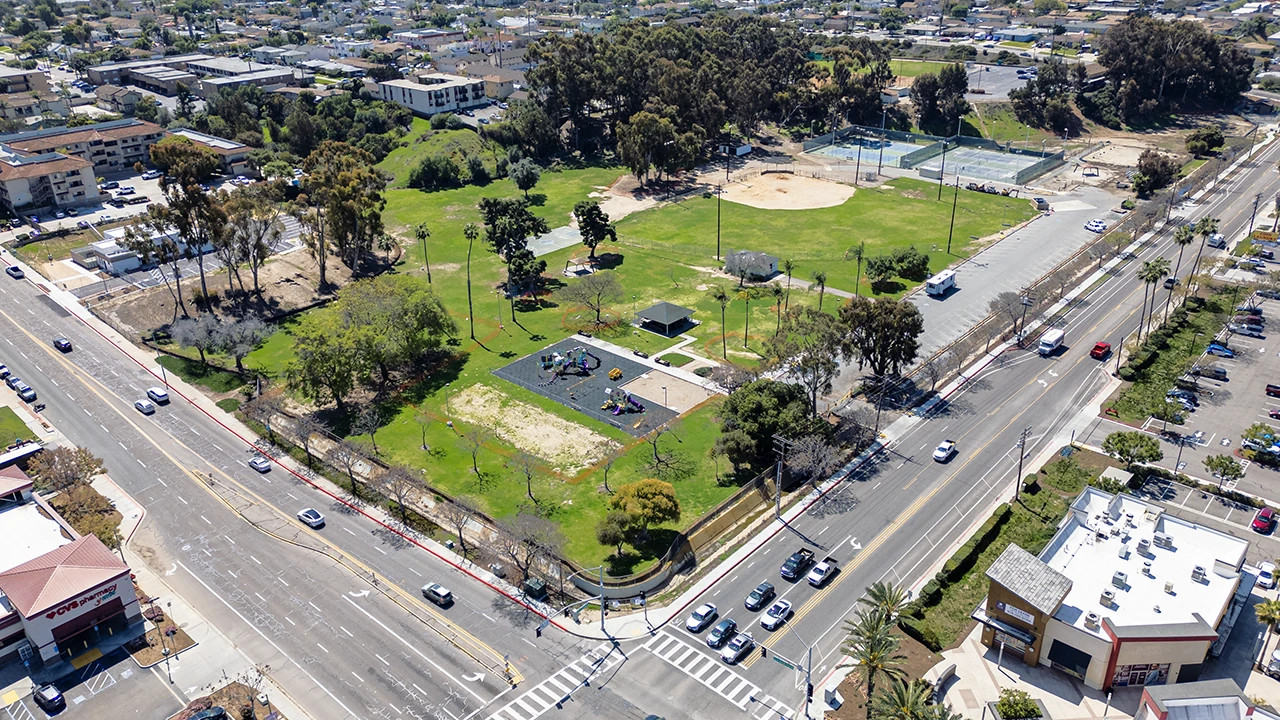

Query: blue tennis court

[808,137,923,168]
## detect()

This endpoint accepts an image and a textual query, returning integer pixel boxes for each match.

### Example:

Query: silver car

[297,508,325,528]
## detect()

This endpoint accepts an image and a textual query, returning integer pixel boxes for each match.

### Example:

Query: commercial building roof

[986,544,1073,616]
[86,54,213,73]
[200,68,294,86]
[1041,488,1247,640]
[0,466,32,497]
[170,128,246,153]
[0,534,127,618]
[0,500,73,579]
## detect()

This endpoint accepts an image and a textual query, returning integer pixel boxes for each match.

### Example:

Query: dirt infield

[721,172,856,210]
[620,371,717,414]
[450,383,621,474]
[1081,139,1155,168]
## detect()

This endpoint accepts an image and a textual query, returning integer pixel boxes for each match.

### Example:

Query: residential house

[94,85,142,115]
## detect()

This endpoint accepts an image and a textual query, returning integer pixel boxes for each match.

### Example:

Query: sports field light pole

[877,108,888,174]
[947,167,965,254]
[937,116,962,201]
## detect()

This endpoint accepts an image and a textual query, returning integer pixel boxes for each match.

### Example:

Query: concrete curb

[129,639,200,670]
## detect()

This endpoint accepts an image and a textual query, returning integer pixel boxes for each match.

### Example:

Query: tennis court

[809,137,923,168]
[915,146,1044,183]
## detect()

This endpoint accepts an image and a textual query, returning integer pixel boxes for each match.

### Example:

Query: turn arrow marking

[347,589,370,598]
[462,672,485,682]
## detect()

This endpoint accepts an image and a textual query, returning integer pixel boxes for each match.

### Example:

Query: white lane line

[200,515,211,525]
[341,626,354,637]
[83,408,90,415]
[177,496,188,505]
[251,556,261,565]
[375,654,390,666]
[374,546,387,555]
[278,577,289,587]
[155,477,165,486]
[118,442,126,450]
[99,423,108,432]
[343,528,356,536]
[223,535,236,545]
[408,567,422,577]
[817,526,829,536]
[137,459,146,468]
[254,592,267,602]
[339,594,486,702]
[317,643,329,653]
[285,617,296,626]
[308,602,321,612]
[351,672,364,683]
[202,549,212,556]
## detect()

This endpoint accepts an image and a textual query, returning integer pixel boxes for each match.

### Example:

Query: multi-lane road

[0,133,1275,720]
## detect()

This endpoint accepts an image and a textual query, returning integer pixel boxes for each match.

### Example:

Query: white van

[1206,233,1226,249]
[925,269,957,297]
[1038,328,1065,356]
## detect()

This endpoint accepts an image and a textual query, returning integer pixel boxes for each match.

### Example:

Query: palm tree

[1144,257,1170,333]
[873,678,932,720]
[1189,216,1220,300]
[737,288,756,348]
[1164,224,1195,315]
[710,286,730,359]
[847,241,867,296]
[1136,259,1166,343]
[782,258,795,311]
[1257,598,1280,669]
[860,581,910,622]
[415,222,432,283]
[812,270,828,310]
[840,613,906,720]
[769,283,785,335]
[463,223,479,340]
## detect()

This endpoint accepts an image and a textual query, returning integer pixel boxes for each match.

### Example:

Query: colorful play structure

[537,346,601,386]
[601,387,646,415]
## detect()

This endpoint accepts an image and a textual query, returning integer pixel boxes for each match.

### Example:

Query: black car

[52,336,71,352]
[706,618,737,648]
[5,375,21,390]
[5,266,22,279]
[32,684,64,714]
[745,582,775,611]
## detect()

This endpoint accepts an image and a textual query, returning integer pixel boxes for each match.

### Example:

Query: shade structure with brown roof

[0,535,127,619]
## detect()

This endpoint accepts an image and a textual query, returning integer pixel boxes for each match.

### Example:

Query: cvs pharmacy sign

[44,584,118,620]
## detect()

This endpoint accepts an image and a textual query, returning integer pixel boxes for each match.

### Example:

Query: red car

[1253,507,1276,534]
[1090,341,1111,360]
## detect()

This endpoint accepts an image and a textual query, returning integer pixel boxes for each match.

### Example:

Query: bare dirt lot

[720,172,856,210]
[450,383,622,473]
[620,371,717,414]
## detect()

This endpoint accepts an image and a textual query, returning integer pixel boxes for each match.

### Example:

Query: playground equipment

[608,367,623,381]
[601,387,645,415]
[538,346,600,380]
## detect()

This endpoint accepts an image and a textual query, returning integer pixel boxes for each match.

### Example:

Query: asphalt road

[601,135,1280,719]
[0,281,624,720]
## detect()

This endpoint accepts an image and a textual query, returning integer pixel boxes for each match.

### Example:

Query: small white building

[377,73,488,117]
[92,226,215,275]
[332,39,374,58]
[391,28,467,49]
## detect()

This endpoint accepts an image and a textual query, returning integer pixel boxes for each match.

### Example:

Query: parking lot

[966,64,1031,102]
[0,648,182,720]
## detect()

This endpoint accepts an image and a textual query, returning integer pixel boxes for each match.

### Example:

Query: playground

[492,338,680,436]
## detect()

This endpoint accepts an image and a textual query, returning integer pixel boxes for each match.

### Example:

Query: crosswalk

[488,643,625,720]
[642,631,794,719]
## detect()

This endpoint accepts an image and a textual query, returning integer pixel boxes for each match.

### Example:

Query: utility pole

[854,131,863,187]
[1018,295,1034,345]
[1249,192,1263,235]
[877,108,887,174]
[1015,426,1032,500]
[772,435,792,518]
[946,167,963,253]
[937,116,961,201]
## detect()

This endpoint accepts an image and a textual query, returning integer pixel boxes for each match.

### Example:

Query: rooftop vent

[1165,581,1175,594]
[1112,571,1128,588]
[1154,532,1172,548]
[1137,538,1151,555]
[1085,612,1101,629]
[1118,542,1129,559]
[1101,589,1116,606]
[1192,566,1206,582]
[1143,560,1153,576]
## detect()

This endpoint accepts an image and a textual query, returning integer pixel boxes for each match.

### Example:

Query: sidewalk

[92,476,317,720]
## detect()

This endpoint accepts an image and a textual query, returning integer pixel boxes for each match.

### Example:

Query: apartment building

[0,119,167,176]
[391,28,467,49]
[0,147,102,214]
[377,73,488,116]
[85,54,212,87]
[0,67,49,95]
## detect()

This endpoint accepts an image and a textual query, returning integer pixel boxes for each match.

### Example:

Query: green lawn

[157,354,245,394]
[999,40,1034,48]
[967,104,1062,148]
[12,230,95,265]
[378,122,502,188]
[0,406,32,444]
[616,178,1035,296]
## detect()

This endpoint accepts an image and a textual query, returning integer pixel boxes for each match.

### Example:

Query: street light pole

[716,183,722,261]
[1015,425,1032,500]
[946,167,963,254]
[877,108,887,174]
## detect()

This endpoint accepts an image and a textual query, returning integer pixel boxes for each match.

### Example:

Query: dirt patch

[897,188,927,200]
[172,681,287,720]
[127,621,196,667]
[450,383,621,473]
[828,629,942,720]
[619,371,718,413]
[720,172,856,210]
[1081,139,1156,168]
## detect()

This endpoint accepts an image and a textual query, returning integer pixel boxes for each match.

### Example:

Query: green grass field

[0,406,32,444]
[243,166,1031,570]
[615,178,1035,296]
[157,355,245,394]
[378,122,503,188]
[967,104,1060,147]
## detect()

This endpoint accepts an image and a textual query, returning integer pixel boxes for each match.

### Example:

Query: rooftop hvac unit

[1118,542,1129,559]
[1085,612,1101,629]
[1112,571,1128,588]
[1101,589,1116,606]
[1154,532,1171,548]
[1143,561,1153,576]
[1192,566,1206,582]
[1165,581,1175,594]
[1125,512,1135,526]
[1137,538,1151,555]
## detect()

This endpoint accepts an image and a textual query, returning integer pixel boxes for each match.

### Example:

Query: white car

[1084,219,1108,233]
[297,507,325,528]
[720,632,754,664]
[146,387,169,403]
[248,455,271,473]
[1261,562,1277,589]
[686,603,717,632]
[760,599,792,631]
[134,399,155,414]
[933,440,956,462]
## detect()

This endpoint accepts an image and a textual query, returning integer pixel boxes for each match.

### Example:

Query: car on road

[248,455,271,472]
[5,266,22,279]
[1253,507,1276,534]
[707,618,737,648]
[1163,277,1177,290]
[4,375,20,390]
[1085,219,1108,233]
[780,548,815,581]
[52,336,71,352]
[719,632,754,664]
[1090,341,1111,360]
[687,603,718,632]
[0,364,8,379]
[933,440,956,462]
[1206,344,1235,358]
[32,684,65,714]
[134,399,156,414]
[297,507,325,528]
[807,556,838,587]
[17,384,36,402]
[760,599,793,631]
[1260,562,1277,589]
[147,387,169,403]
[745,582,775,611]
[54,211,64,219]
[99,180,119,190]
[421,582,453,606]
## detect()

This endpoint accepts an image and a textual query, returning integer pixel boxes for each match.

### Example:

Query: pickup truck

[780,549,815,581]
[807,556,838,587]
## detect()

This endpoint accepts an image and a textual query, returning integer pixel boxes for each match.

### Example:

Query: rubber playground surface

[492,337,679,437]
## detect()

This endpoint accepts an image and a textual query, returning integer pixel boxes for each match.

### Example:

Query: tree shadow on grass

[527,193,548,207]
[604,528,680,576]
[592,252,625,270]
